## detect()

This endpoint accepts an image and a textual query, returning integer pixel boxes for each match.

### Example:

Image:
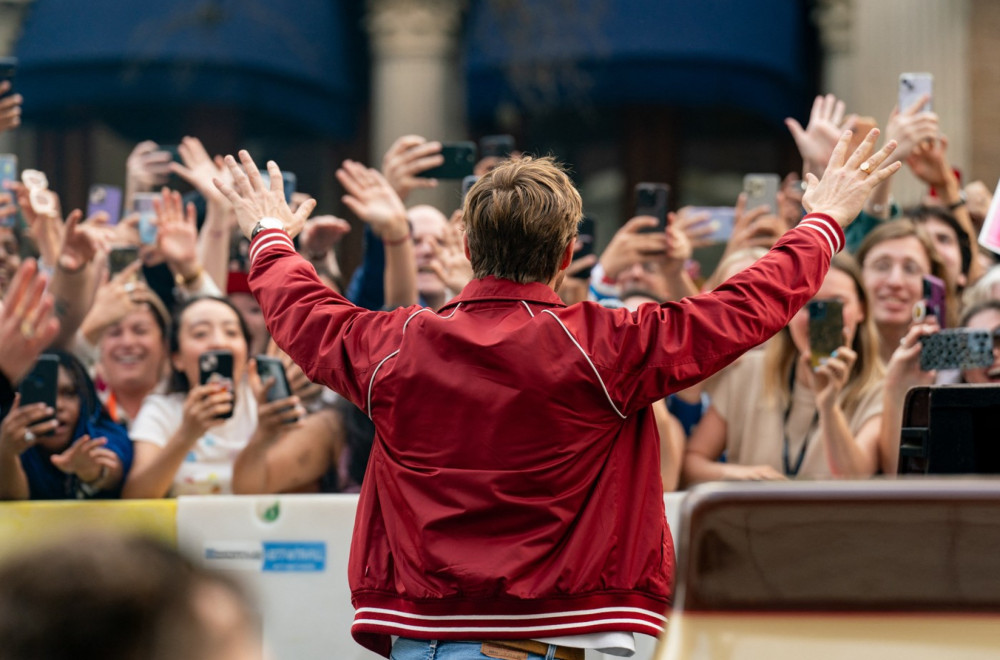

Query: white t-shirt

[130,385,258,496]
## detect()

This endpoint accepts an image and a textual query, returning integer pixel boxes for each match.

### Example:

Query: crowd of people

[0,80,998,503]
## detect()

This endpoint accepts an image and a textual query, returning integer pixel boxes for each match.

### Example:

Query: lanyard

[782,364,819,477]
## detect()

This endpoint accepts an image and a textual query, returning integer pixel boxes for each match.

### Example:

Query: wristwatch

[251,217,285,240]
[946,190,967,211]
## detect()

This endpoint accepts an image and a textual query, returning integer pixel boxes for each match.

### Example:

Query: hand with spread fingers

[428,210,474,294]
[153,187,201,282]
[786,94,855,177]
[336,160,410,243]
[171,136,233,207]
[12,181,64,267]
[214,151,316,240]
[598,216,669,282]
[126,141,173,192]
[78,260,148,346]
[58,209,111,273]
[801,128,901,227]
[50,434,120,485]
[0,260,60,384]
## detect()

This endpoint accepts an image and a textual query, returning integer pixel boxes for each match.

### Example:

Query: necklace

[782,363,819,477]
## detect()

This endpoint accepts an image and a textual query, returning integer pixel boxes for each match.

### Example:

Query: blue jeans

[390,638,558,660]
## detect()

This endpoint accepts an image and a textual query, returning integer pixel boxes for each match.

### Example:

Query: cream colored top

[712,351,883,479]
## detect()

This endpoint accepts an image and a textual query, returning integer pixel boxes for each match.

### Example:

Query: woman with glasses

[856,219,954,364]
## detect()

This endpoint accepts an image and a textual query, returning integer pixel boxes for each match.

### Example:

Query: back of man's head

[463,155,582,284]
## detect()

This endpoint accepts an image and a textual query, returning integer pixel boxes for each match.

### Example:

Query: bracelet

[383,231,411,247]
[76,466,109,498]
[946,190,967,211]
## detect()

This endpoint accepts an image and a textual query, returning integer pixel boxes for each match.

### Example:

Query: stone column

[365,0,467,211]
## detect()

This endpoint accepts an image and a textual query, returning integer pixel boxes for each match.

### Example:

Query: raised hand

[153,187,199,273]
[786,94,854,176]
[126,141,172,191]
[171,136,232,206]
[0,81,22,134]
[79,260,148,344]
[801,128,901,227]
[906,135,952,189]
[0,260,60,383]
[381,135,444,200]
[428,210,474,293]
[336,160,410,242]
[12,181,64,266]
[248,358,303,439]
[299,215,351,259]
[58,210,111,272]
[885,94,938,165]
[214,151,316,240]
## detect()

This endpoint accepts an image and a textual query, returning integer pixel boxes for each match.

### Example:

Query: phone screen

[18,355,58,433]
[132,193,158,245]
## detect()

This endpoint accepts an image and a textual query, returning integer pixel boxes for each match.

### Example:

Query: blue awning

[14,0,363,139]
[465,0,815,125]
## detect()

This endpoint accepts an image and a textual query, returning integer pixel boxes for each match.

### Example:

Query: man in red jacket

[216,129,898,659]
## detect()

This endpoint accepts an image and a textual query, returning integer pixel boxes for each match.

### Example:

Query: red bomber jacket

[247,213,845,657]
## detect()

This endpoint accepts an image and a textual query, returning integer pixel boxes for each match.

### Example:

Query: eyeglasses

[862,257,926,280]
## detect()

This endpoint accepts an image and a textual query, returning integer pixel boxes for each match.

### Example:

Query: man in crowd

[215,128,900,659]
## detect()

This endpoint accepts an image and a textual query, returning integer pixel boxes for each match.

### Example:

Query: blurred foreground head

[0,532,261,660]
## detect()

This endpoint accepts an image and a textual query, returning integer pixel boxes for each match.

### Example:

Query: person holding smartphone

[0,350,132,500]
[122,297,302,498]
[683,255,885,484]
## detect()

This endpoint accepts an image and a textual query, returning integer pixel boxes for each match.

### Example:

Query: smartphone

[87,184,123,226]
[479,134,515,159]
[255,355,299,424]
[160,144,182,164]
[899,72,933,113]
[913,274,947,328]
[281,171,297,203]
[108,246,140,277]
[919,329,993,371]
[571,216,596,280]
[633,182,670,233]
[417,142,477,180]
[686,206,735,243]
[199,350,235,419]
[808,299,844,369]
[0,154,15,227]
[132,192,158,245]
[18,355,58,434]
[461,175,479,201]
[743,173,781,214]
[0,57,15,98]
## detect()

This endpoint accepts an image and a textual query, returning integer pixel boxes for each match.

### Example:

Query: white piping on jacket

[541,309,627,419]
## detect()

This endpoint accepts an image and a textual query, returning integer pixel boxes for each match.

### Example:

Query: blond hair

[462,155,582,284]
[763,253,885,418]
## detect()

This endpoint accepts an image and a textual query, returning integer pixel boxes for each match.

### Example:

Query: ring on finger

[859,161,872,174]
[19,320,34,339]
[124,281,136,294]
[24,429,35,443]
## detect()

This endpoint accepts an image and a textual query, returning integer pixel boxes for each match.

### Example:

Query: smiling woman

[123,296,303,498]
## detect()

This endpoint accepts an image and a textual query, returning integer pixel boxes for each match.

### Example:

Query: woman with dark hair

[123,296,301,497]
[0,349,132,500]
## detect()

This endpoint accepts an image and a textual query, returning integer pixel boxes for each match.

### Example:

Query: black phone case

[108,246,139,277]
[255,356,291,402]
[418,142,477,179]
[634,183,669,233]
[18,355,58,434]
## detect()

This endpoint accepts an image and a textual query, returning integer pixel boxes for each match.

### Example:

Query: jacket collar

[439,276,567,312]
